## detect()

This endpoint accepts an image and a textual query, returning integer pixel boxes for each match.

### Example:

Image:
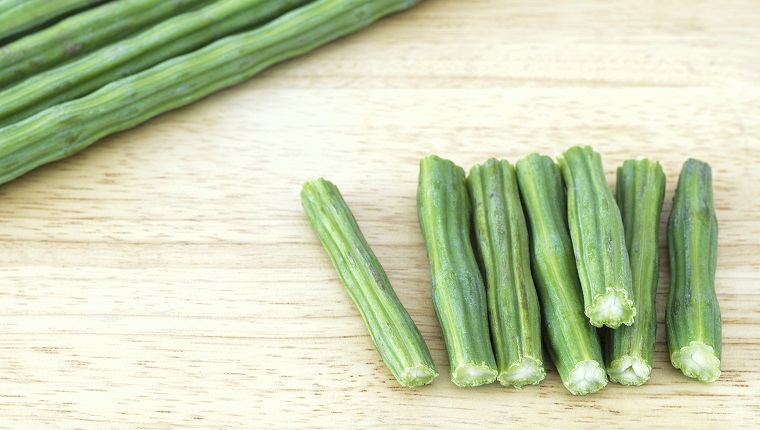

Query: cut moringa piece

[667,159,722,383]
[418,155,498,387]
[467,159,545,388]
[516,154,607,395]
[557,146,635,328]
[606,158,666,385]
[301,178,438,387]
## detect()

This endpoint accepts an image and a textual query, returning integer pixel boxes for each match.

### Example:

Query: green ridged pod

[606,158,666,385]
[418,155,498,387]
[0,0,422,186]
[301,178,438,387]
[557,146,636,329]
[0,0,216,89]
[467,159,545,388]
[667,159,721,383]
[516,154,606,395]
[0,0,315,127]
[0,0,104,43]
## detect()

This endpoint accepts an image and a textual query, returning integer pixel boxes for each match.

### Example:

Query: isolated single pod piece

[301,178,438,387]
[667,159,722,383]
[606,158,666,385]
[467,159,545,388]
[0,0,422,186]
[0,0,216,89]
[418,155,498,387]
[557,146,635,328]
[516,153,607,395]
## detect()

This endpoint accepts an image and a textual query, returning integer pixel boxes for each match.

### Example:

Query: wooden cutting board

[1,0,758,428]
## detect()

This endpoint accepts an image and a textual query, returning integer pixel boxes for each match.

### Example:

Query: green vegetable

[0,0,421,186]
[0,0,215,89]
[418,155,498,387]
[0,0,314,127]
[667,159,721,383]
[557,146,636,328]
[467,159,545,388]
[0,0,103,43]
[301,178,438,387]
[516,154,606,395]
[606,158,666,385]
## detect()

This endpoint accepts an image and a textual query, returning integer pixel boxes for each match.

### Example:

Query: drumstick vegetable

[301,178,438,387]
[0,0,104,43]
[0,0,314,128]
[557,146,636,328]
[516,154,607,395]
[606,158,666,385]
[418,155,498,387]
[667,159,722,383]
[467,159,545,388]
[0,0,421,186]
[0,0,215,89]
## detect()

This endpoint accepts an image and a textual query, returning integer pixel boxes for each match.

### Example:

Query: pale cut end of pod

[452,364,498,388]
[399,365,439,387]
[565,360,608,395]
[586,289,636,328]
[497,357,546,389]
[607,355,652,386]
[670,341,721,383]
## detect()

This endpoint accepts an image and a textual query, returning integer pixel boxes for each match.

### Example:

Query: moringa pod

[0,0,422,186]
[301,178,438,387]
[557,146,636,329]
[667,159,722,383]
[0,0,105,43]
[606,158,666,385]
[0,0,216,89]
[418,155,498,387]
[516,154,606,395]
[0,0,316,127]
[467,159,545,388]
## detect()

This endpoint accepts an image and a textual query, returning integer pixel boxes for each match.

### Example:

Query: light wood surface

[1,0,759,428]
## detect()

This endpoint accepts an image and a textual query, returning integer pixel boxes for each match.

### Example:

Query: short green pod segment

[516,154,607,395]
[666,159,721,383]
[301,178,438,387]
[606,158,666,385]
[418,155,498,387]
[557,146,636,329]
[467,159,545,388]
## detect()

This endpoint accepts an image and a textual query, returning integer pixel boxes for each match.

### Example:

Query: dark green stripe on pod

[418,155,498,387]
[467,159,545,388]
[516,154,606,395]
[667,159,721,382]
[301,178,438,387]
[557,146,635,328]
[0,0,422,186]
[606,158,666,385]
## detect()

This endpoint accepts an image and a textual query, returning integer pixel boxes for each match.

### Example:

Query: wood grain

[1,0,759,428]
